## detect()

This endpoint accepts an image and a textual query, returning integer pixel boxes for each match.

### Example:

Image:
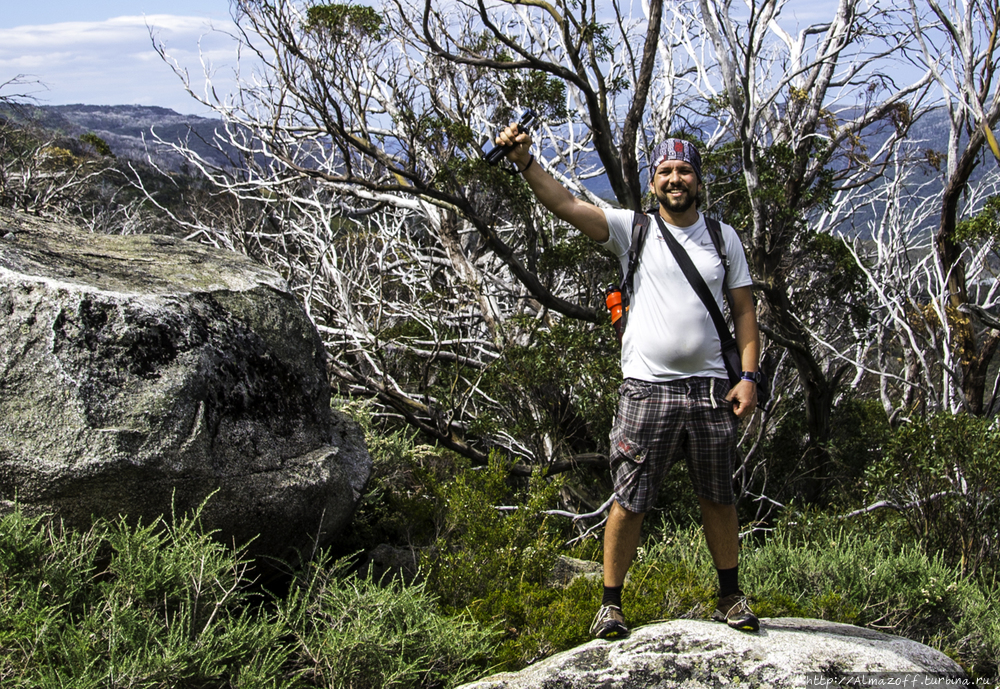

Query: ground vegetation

[2,0,1000,683]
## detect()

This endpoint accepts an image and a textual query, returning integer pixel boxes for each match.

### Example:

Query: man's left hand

[726,379,757,419]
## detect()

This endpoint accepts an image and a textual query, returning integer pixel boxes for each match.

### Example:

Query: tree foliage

[147,0,665,474]
[139,0,1000,509]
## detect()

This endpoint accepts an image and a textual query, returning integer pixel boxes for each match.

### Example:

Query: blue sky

[0,1,239,115]
[1,1,859,117]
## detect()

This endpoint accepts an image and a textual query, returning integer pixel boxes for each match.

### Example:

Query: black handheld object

[483,109,536,166]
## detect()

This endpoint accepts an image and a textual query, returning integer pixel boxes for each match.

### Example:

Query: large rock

[459,618,966,688]
[0,210,370,560]
[546,555,603,588]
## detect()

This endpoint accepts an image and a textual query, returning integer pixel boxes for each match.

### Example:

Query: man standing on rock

[494,126,762,638]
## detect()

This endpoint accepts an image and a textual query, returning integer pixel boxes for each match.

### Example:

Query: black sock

[717,566,739,598]
[602,585,623,609]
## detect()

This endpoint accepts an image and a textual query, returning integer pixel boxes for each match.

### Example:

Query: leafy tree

[79,132,114,158]
[149,0,933,507]
[150,0,665,472]
[690,0,932,502]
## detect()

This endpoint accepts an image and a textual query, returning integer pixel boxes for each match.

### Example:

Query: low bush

[277,555,494,688]
[0,504,288,688]
[0,502,496,688]
[864,413,1000,577]
[741,522,1000,679]
[425,457,563,609]
[422,456,576,668]
[743,395,892,510]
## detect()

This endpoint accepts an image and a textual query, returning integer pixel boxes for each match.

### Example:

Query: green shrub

[80,132,114,157]
[747,395,891,509]
[741,524,1000,679]
[0,501,499,689]
[421,456,602,668]
[865,413,1000,576]
[471,318,621,463]
[277,555,496,689]
[0,503,289,688]
[462,576,599,670]
[345,431,454,551]
[424,456,564,610]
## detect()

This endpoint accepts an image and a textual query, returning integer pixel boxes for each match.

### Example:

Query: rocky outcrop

[546,555,602,588]
[0,210,370,560]
[362,544,422,585]
[459,618,966,688]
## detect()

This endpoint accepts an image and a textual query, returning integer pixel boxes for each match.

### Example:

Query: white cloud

[0,15,245,115]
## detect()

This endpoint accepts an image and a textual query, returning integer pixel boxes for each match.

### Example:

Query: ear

[649,166,661,189]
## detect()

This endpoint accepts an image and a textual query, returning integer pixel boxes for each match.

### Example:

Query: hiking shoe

[589,604,629,639]
[712,593,759,632]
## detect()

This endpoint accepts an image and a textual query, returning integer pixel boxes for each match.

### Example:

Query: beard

[655,185,697,214]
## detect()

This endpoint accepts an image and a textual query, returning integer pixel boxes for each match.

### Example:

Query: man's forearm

[728,286,760,373]
[727,297,761,417]
[730,287,760,373]
[734,311,760,372]
[521,159,575,217]
[496,124,610,242]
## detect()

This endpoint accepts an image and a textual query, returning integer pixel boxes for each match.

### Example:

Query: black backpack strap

[704,216,728,268]
[704,215,733,312]
[616,212,650,338]
[623,211,649,296]
[652,214,742,387]
[605,212,649,341]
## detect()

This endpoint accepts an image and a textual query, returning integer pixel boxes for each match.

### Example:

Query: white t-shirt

[602,209,753,382]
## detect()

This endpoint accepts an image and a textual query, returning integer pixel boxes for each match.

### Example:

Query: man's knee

[697,497,738,524]
[698,496,735,511]
[610,499,646,523]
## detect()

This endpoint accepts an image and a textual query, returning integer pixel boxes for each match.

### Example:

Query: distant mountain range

[0,103,971,224]
[0,104,233,172]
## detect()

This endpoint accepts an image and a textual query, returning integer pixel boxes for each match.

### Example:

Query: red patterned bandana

[651,139,702,181]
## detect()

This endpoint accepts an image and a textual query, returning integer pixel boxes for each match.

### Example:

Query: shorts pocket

[711,379,734,409]
[609,423,655,510]
[619,378,653,400]
[609,425,647,466]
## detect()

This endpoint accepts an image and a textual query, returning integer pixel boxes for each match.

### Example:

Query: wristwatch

[741,371,762,383]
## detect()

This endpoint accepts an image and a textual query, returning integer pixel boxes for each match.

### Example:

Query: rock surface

[546,555,603,588]
[459,618,966,688]
[0,210,371,560]
[362,544,422,585]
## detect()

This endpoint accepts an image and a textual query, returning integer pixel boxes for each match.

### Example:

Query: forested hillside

[1,0,1000,685]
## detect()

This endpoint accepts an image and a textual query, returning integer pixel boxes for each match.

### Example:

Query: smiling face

[650,158,702,219]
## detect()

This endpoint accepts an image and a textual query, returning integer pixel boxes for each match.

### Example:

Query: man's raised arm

[495,123,610,243]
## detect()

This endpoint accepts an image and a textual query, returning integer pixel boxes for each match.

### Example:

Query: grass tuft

[0,501,496,688]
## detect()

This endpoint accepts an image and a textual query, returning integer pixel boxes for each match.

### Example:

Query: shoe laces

[720,594,751,617]
[590,605,623,631]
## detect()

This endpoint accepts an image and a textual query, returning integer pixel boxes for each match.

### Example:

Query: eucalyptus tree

[910,0,1000,415]
[152,1,940,502]
[818,0,1000,421]
[678,0,933,500]
[150,0,669,472]
[830,154,1000,421]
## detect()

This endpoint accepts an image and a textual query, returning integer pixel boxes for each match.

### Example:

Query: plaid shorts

[609,377,739,512]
